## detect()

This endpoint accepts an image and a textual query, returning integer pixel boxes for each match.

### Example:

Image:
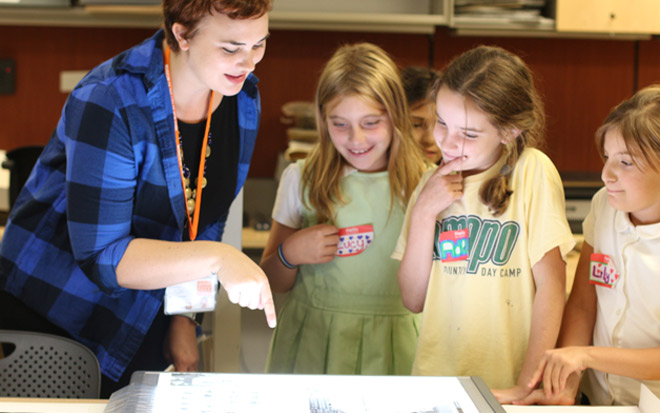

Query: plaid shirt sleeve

[62,79,138,293]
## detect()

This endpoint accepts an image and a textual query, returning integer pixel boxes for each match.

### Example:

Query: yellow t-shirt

[392,147,575,389]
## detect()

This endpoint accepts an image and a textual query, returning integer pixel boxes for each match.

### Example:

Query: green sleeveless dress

[265,163,420,375]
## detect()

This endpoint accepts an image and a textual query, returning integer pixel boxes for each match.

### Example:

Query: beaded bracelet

[277,243,297,269]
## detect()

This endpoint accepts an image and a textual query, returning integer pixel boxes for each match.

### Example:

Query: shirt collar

[342,165,358,177]
[340,165,390,178]
[614,209,660,240]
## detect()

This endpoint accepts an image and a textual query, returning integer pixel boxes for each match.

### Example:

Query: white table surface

[505,406,638,412]
[0,398,640,413]
[0,397,107,413]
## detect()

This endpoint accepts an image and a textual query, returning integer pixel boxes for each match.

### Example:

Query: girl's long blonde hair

[596,84,660,172]
[432,45,545,216]
[302,43,427,223]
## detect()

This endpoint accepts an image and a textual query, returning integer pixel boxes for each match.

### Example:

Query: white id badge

[164,274,218,315]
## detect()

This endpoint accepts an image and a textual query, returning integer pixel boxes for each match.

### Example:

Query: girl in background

[523,85,660,406]
[394,45,575,403]
[261,43,428,375]
[402,66,442,164]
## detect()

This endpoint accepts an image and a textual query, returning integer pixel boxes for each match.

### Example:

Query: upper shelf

[0,1,652,40]
[0,5,164,28]
[267,0,447,34]
[269,11,447,34]
[0,4,447,34]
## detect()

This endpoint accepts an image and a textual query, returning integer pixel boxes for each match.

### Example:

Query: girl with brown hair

[525,84,660,406]
[394,45,575,403]
[0,0,274,397]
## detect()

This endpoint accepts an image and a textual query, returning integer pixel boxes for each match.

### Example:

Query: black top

[178,95,238,240]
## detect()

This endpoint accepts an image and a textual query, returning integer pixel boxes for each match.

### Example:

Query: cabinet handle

[610,13,616,19]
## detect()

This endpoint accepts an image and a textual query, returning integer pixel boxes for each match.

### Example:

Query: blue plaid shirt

[0,30,260,381]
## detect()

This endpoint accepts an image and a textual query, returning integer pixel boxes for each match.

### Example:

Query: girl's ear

[500,128,521,145]
[172,23,190,51]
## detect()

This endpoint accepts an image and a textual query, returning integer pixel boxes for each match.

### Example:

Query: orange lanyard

[164,46,215,241]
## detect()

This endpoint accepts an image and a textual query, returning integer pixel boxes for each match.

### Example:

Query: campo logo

[433,215,520,274]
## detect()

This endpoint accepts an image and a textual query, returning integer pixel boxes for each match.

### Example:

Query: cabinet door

[557,0,660,34]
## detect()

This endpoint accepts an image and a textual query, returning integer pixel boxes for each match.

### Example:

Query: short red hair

[163,0,272,52]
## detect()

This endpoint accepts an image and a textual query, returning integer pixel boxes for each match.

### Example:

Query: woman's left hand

[163,315,199,372]
[491,385,533,404]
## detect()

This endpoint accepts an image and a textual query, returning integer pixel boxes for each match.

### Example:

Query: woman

[0,0,274,397]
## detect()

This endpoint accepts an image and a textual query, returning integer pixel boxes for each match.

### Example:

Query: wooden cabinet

[557,0,660,34]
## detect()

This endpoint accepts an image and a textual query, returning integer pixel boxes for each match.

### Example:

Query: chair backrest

[0,330,101,398]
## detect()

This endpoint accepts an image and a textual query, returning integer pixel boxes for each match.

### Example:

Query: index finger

[512,389,547,406]
[319,224,339,235]
[260,283,277,328]
[438,156,466,176]
[528,358,547,390]
[323,233,341,246]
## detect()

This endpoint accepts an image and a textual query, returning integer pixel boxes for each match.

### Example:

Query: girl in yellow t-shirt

[394,45,575,403]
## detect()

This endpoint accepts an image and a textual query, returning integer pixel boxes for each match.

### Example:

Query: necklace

[164,45,215,241]
[180,129,213,216]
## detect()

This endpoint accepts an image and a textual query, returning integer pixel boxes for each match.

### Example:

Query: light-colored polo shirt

[582,187,660,405]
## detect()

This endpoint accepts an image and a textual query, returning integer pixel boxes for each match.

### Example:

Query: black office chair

[0,330,101,398]
[1,145,44,210]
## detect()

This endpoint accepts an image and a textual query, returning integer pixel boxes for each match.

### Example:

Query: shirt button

[616,309,622,316]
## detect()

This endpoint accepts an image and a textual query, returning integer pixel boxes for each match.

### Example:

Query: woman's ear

[172,23,190,51]
[501,128,521,145]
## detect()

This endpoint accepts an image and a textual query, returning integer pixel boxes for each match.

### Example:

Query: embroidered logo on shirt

[589,253,620,288]
[336,224,374,257]
[438,229,470,262]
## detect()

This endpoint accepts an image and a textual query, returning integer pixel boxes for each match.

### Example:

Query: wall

[0,26,154,150]
[1,24,659,177]
[431,28,640,174]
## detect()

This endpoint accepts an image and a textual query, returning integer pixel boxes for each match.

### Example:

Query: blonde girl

[524,85,660,406]
[394,45,575,402]
[261,42,428,374]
